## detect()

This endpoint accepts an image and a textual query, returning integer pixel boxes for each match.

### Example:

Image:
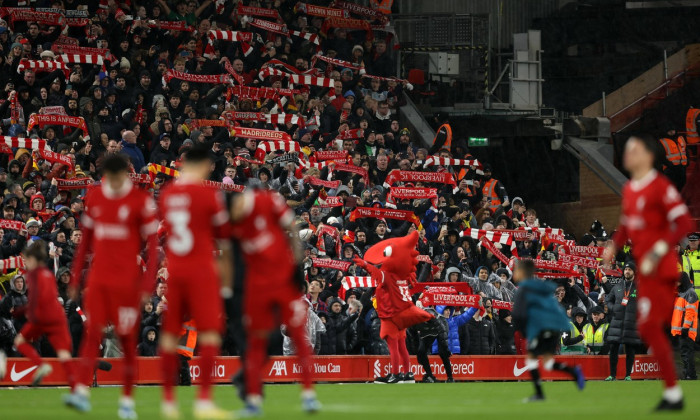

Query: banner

[413,282,472,295]
[0,355,663,386]
[349,207,420,227]
[0,219,25,231]
[312,258,351,272]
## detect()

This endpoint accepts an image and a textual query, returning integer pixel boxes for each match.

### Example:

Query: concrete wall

[543,162,621,239]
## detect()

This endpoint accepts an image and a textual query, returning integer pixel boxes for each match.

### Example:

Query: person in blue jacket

[511,259,586,402]
[432,305,478,358]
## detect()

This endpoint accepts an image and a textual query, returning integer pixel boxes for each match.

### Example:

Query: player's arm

[212,191,233,298]
[140,197,160,298]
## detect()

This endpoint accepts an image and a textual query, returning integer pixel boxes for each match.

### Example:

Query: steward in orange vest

[429,112,452,155]
[671,271,697,379]
[177,320,197,385]
[659,127,688,191]
[481,164,509,213]
[685,108,700,145]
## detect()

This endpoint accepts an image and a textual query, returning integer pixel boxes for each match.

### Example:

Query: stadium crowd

[0,0,696,384]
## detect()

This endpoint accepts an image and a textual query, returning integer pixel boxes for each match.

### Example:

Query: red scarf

[330,162,368,184]
[0,256,25,273]
[9,9,65,26]
[147,20,194,32]
[229,112,266,122]
[295,3,348,18]
[127,173,152,185]
[163,69,229,85]
[9,91,19,124]
[336,128,364,140]
[36,149,73,169]
[413,282,473,295]
[384,170,457,192]
[39,106,67,116]
[319,196,344,208]
[27,114,88,137]
[320,16,372,36]
[56,178,94,190]
[349,207,420,226]
[480,237,511,265]
[312,54,366,74]
[315,150,347,161]
[223,59,246,85]
[332,0,389,23]
[202,180,246,192]
[316,225,341,256]
[387,187,437,208]
[0,219,25,231]
[420,293,481,308]
[312,257,351,271]
[248,18,289,37]
[561,245,605,258]
[307,176,340,189]
[237,3,281,19]
[239,127,293,142]
[56,53,104,66]
[558,254,599,269]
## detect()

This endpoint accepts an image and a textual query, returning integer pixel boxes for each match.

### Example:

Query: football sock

[120,335,136,398]
[397,336,410,373]
[639,320,678,388]
[530,367,543,397]
[16,342,42,366]
[386,336,400,375]
[288,324,314,390]
[198,344,218,401]
[245,336,267,397]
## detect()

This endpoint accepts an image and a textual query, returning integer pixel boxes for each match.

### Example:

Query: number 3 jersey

[159,180,229,274]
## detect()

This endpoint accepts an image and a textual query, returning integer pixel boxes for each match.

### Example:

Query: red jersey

[614,170,693,276]
[72,180,158,290]
[25,267,64,324]
[159,180,229,273]
[230,190,296,281]
[374,270,414,319]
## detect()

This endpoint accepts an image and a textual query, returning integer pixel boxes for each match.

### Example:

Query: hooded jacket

[605,276,641,345]
[463,267,502,300]
[137,326,158,356]
[432,305,478,355]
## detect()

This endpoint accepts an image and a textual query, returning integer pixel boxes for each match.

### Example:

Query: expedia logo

[633,360,659,375]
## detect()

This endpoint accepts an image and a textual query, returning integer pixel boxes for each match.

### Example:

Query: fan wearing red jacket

[605,133,693,412]
[158,145,232,420]
[229,188,320,416]
[12,240,75,387]
[65,155,159,419]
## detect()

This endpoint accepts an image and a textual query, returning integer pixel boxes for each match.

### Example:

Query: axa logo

[269,360,287,377]
[373,360,382,378]
[10,364,38,382]
[512,362,529,377]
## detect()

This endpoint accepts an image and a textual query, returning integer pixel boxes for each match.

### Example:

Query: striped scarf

[312,257,351,271]
[56,53,104,66]
[256,140,300,154]
[2,136,48,150]
[266,113,304,127]
[423,156,480,168]
[148,163,180,178]
[17,59,69,75]
[342,276,375,290]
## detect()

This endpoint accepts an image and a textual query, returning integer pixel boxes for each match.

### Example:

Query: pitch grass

[0,380,698,419]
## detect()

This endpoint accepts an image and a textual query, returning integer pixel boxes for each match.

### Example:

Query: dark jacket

[465,315,496,355]
[605,278,641,345]
[137,326,158,357]
[364,307,389,355]
[495,317,516,355]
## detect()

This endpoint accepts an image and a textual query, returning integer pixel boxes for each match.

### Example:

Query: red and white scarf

[56,53,104,66]
[208,30,255,56]
[312,257,351,271]
[266,113,304,127]
[318,196,344,208]
[349,207,420,227]
[336,128,364,140]
[423,156,480,168]
[361,73,410,85]
[0,256,24,272]
[9,9,65,26]
[39,106,67,116]
[288,74,334,88]
[342,276,375,290]
[299,158,328,170]
[384,170,458,192]
[312,54,365,75]
[2,136,48,150]
[9,91,20,124]
[420,293,482,308]
[256,140,300,154]
[332,0,389,23]
[462,228,512,245]
[56,178,94,190]
[290,30,320,46]
[480,237,512,266]
[27,114,89,138]
[320,16,372,36]
[316,224,341,256]
[248,18,289,37]
[17,59,69,75]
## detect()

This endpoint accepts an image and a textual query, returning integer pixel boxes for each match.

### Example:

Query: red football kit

[20,266,72,351]
[613,170,693,388]
[229,189,314,397]
[71,179,158,396]
[158,180,229,335]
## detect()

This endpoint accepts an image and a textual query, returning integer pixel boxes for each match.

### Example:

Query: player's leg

[607,341,620,380]
[416,338,433,382]
[523,352,544,401]
[117,330,138,420]
[542,354,585,390]
[681,336,697,379]
[14,324,52,386]
[243,330,269,414]
[46,321,76,390]
[637,279,683,410]
[436,338,453,382]
[623,344,636,379]
[159,279,185,415]
[282,296,320,412]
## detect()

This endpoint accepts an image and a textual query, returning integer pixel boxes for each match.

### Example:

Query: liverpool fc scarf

[307,176,340,189]
[349,207,420,227]
[56,178,94,190]
[315,150,347,161]
[312,257,351,271]
[163,69,229,85]
[423,156,480,168]
[383,170,457,192]
[329,162,368,183]
[0,219,25,231]
[36,149,73,169]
